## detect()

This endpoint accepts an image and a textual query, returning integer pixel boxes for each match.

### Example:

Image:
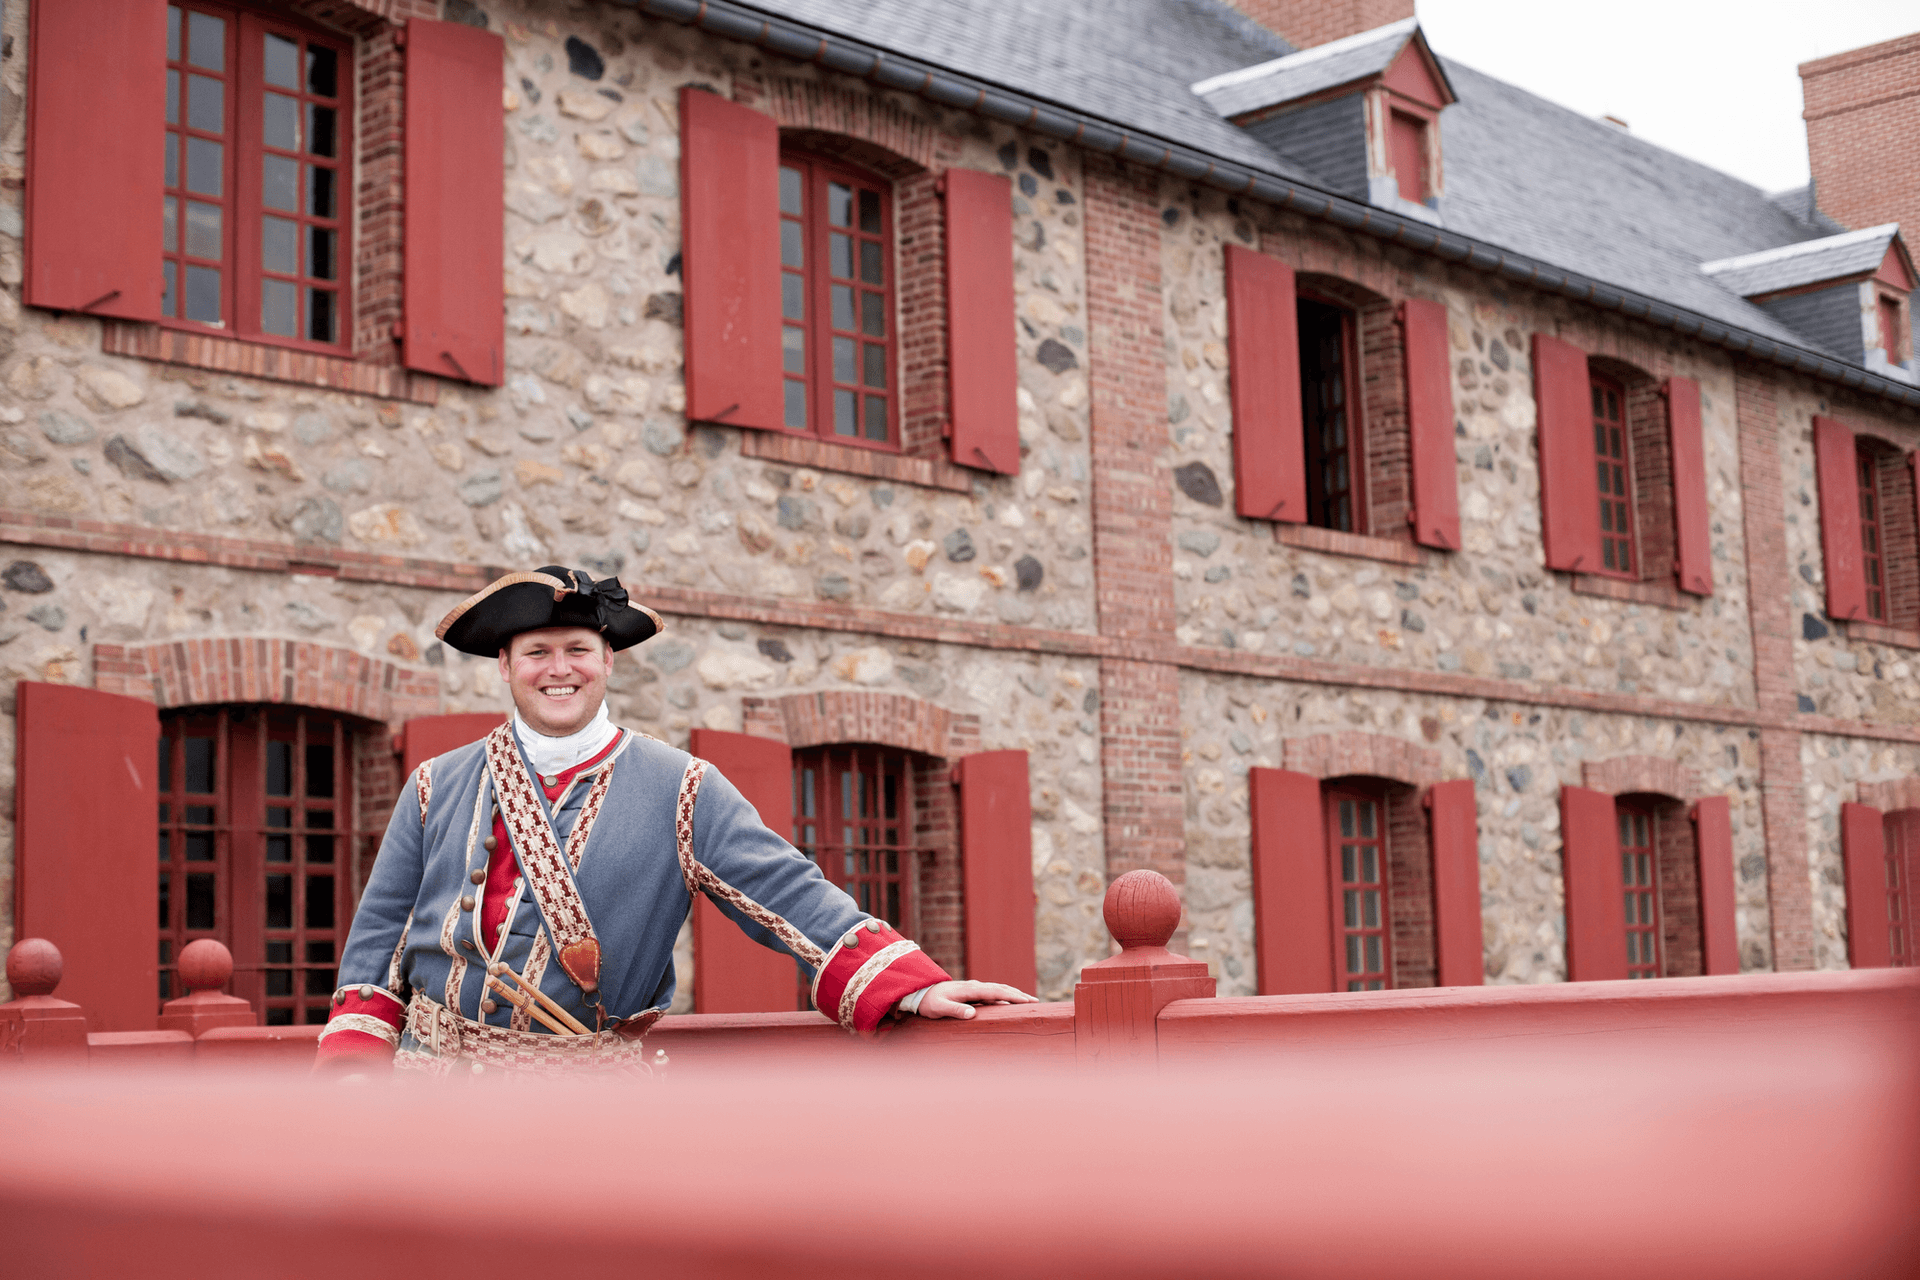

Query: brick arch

[93,638,441,725]
[1581,755,1698,801]
[752,690,956,759]
[1282,732,1441,787]
[757,77,939,174]
[1858,777,1920,812]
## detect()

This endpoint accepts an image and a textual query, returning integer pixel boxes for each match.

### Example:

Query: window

[1298,297,1365,533]
[1859,448,1888,622]
[791,745,922,929]
[158,706,354,1023]
[1327,787,1390,991]
[1389,111,1427,203]
[162,3,350,348]
[1878,293,1906,363]
[1887,810,1916,968]
[1618,804,1660,979]
[777,154,897,448]
[1591,374,1635,577]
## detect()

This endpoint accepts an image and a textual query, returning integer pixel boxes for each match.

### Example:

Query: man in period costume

[316,566,1033,1076]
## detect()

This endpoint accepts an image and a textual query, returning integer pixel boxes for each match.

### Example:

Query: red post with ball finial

[0,939,90,1062]
[1073,871,1214,1066]
[158,940,256,1039]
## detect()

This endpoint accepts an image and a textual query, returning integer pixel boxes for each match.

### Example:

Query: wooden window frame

[1618,801,1662,979]
[1590,372,1637,580]
[157,706,354,1024]
[1876,290,1907,363]
[162,2,354,357]
[791,744,923,933]
[1388,110,1428,204]
[1887,809,1917,969]
[1325,784,1392,991]
[1298,292,1368,536]
[777,151,901,452]
[1859,445,1889,623]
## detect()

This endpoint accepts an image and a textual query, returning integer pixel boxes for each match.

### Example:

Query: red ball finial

[5,938,64,997]
[1103,870,1181,951]
[178,939,234,992]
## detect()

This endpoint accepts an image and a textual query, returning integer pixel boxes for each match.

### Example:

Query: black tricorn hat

[435,566,664,657]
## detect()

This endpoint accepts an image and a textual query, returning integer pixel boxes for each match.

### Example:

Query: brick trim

[755,690,956,758]
[93,638,440,724]
[1282,732,1442,787]
[1845,620,1920,650]
[100,321,438,404]
[1570,573,1693,611]
[751,76,940,174]
[1580,755,1700,801]
[737,429,973,492]
[1274,522,1427,566]
[1857,778,1920,812]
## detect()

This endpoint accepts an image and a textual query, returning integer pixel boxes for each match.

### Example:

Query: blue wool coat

[337,730,869,1030]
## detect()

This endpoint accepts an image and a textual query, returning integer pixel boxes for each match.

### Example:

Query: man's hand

[912,980,1039,1020]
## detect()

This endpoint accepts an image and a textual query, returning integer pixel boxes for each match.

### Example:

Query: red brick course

[1226,0,1414,50]
[1283,731,1442,786]
[1581,755,1700,801]
[1655,799,1704,978]
[1800,33,1920,239]
[93,638,440,726]
[1385,783,1435,989]
[1857,778,1920,812]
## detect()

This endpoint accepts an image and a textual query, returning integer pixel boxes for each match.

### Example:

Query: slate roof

[1700,224,1902,297]
[1190,17,1432,119]
[738,0,1902,368]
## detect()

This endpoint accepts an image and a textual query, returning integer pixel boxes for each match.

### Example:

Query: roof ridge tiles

[1189,16,1418,96]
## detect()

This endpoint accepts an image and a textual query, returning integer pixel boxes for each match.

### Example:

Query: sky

[1416,0,1919,196]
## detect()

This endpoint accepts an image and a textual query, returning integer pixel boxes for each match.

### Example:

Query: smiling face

[498,625,613,738]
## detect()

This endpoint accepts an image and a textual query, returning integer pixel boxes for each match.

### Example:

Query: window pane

[187,873,217,929]
[306,288,336,343]
[858,188,881,234]
[187,11,225,71]
[158,873,170,926]
[865,395,886,441]
[831,285,853,330]
[184,201,221,260]
[828,182,852,227]
[306,875,334,929]
[782,325,805,374]
[308,227,336,281]
[262,216,297,273]
[306,834,335,864]
[184,737,215,792]
[305,966,336,996]
[834,389,856,436]
[783,379,807,428]
[781,273,804,321]
[860,240,883,285]
[188,74,224,133]
[308,166,335,218]
[162,261,177,317]
[263,154,298,211]
[263,92,298,151]
[1365,935,1382,973]
[780,220,803,268]
[168,5,182,60]
[164,197,179,252]
[186,137,223,196]
[166,70,181,126]
[263,32,298,89]
[1344,889,1358,928]
[265,968,292,996]
[779,166,803,215]
[307,45,337,97]
[1346,935,1361,974]
[266,742,292,796]
[861,292,884,337]
[165,132,179,186]
[266,835,290,863]
[863,343,887,389]
[830,233,851,279]
[307,105,336,158]
[266,875,292,928]
[833,336,855,384]
[262,279,297,337]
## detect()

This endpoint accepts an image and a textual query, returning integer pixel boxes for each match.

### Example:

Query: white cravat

[513,701,617,778]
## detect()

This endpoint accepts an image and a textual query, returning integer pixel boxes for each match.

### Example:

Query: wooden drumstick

[485,976,575,1036]
[489,963,594,1036]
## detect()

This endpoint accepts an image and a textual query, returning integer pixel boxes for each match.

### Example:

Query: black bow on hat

[435,565,665,657]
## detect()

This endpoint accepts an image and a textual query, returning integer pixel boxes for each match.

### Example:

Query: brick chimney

[1799,32,1920,235]
[1228,0,1417,51]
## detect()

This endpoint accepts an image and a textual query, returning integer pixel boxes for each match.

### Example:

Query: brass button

[844,938,860,951]
[542,774,558,788]
[461,940,475,951]
[470,869,486,884]
[480,999,498,1014]
[866,920,882,934]
[360,984,375,1000]
[460,895,475,912]
[483,836,498,852]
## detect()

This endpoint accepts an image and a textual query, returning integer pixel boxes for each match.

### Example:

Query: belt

[398,994,661,1078]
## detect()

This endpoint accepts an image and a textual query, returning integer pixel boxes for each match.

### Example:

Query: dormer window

[1193,19,1454,225]
[1878,291,1907,366]
[1701,224,1916,382]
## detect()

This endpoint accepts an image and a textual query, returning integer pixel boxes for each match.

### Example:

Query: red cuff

[812,922,951,1036]
[313,985,406,1073]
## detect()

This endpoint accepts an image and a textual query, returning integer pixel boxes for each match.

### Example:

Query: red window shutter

[1532,334,1602,572]
[686,729,798,1012]
[1560,785,1626,981]
[1425,779,1482,986]
[1689,796,1739,976]
[1401,298,1460,549]
[1813,416,1868,621]
[679,87,783,431]
[403,19,505,385]
[1224,245,1306,522]
[399,713,506,778]
[1840,802,1892,969]
[956,750,1036,991]
[944,169,1021,475]
[1665,376,1713,596]
[1249,768,1330,993]
[24,0,166,320]
[16,683,160,1030]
